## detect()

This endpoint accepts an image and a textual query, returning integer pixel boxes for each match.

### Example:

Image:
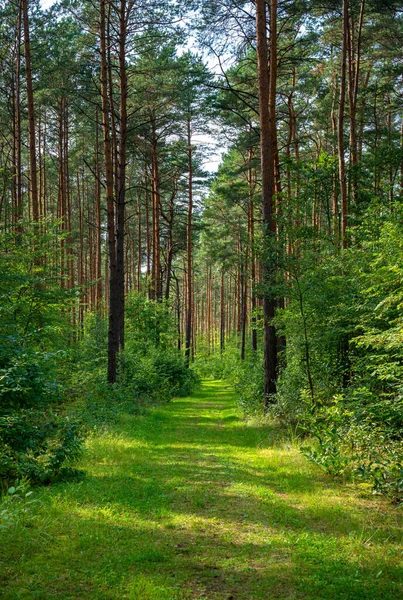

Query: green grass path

[1,380,402,599]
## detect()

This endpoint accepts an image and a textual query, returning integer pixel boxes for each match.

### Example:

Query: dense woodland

[1,0,403,503]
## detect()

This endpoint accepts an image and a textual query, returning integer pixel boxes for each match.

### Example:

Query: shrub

[0,410,84,485]
[194,343,264,416]
[0,479,38,530]
[301,394,403,503]
[118,349,199,403]
[0,347,62,412]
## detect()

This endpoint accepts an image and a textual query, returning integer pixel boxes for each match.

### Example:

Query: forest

[0,0,402,599]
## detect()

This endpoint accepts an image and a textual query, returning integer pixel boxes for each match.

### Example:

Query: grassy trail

[1,380,402,599]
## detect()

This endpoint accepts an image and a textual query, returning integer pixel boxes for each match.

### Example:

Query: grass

[1,379,402,599]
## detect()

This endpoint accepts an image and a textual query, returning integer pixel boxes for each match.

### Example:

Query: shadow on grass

[1,380,402,600]
[4,501,401,600]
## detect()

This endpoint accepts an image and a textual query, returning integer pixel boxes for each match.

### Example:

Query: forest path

[2,380,402,600]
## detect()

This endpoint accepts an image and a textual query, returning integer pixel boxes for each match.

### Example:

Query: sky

[38,0,224,173]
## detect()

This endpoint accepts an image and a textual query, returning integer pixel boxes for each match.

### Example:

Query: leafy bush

[119,349,199,402]
[0,347,63,411]
[0,410,84,485]
[125,293,177,353]
[0,479,38,529]
[194,339,246,380]
[153,353,199,397]
[72,293,200,431]
[301,397,353,477]
[194,342,264,415]
[70,313,108,388]
[231,357,264,416]
[0,226,83,488]
[301,395,403,503]
[0,234,199,490]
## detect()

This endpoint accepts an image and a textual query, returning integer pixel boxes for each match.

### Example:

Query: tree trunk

[12,4,23,232]
[100,0,118,383]
[185,118,193,366]
[339,0,349,249]
[117,0,127,350]
[347,0,365,207]
[220,270,225,353]
[95,111,103,310]
[256,0,278,407]
[22,0,39,222]
[151,131,161,300]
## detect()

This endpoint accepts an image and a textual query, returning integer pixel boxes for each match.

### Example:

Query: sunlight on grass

[1,380,402,599]
[125,575,187,600]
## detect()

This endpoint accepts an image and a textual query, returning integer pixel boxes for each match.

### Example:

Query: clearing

[1,380,402,599]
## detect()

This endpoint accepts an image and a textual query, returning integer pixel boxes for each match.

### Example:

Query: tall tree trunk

[348,0,365,207]
[249,187,258,352]
[137,196,142,293]
[331,66,339,238]
[164,183,177,300]
[151,130,161,300]
[185,118,193,366]
[95,111,103,310]
[117,0,127,350]
[77,170,84,324]
[220,270,225,353]
[240,240,247,361]
[339,0,349,249]
[58,98,66,287]
[12,4,23,232]
[145,174,151,296]
[100,0,118,383]
[22,0,39,222]
[176,275,181,351]
[64,102,74,297]
[256,0,278,407]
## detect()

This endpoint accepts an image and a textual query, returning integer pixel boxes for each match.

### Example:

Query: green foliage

[0,225,82,487]
[196,212,403,502]
[0,252,199,489]
[301,394,403,503]
[0,479,38,530]
[125,293,178,353]
[72,312,108,388]
[117,349,198,403]
[0,224,72,350]
[2,380,402,600]
[123,293,199,399]
[0,410,84,485]
[193,344,239,380]
[0,346,63,411]
[301,397,353,478]
[73,292,200,431]
[261,211,403,502]
[194,342,264,416]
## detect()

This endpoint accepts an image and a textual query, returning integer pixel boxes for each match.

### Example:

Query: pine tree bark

[137,196,142,293]
[240,240,247,361]
[151,130,161,300]
[12,4,23,231]
[58,98,67,287]
[164,182,177,300]
[347,0,365,207]
[185,118,193,366]
[339,0,349,249]
[256,0,278,407]
[117,0,127,349]
[95,112,103,310]
[22,0,39,222]
[220,270,225,353]
[100,0,118,383]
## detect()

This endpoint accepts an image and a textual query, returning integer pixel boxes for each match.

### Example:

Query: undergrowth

[194,342,403,503]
